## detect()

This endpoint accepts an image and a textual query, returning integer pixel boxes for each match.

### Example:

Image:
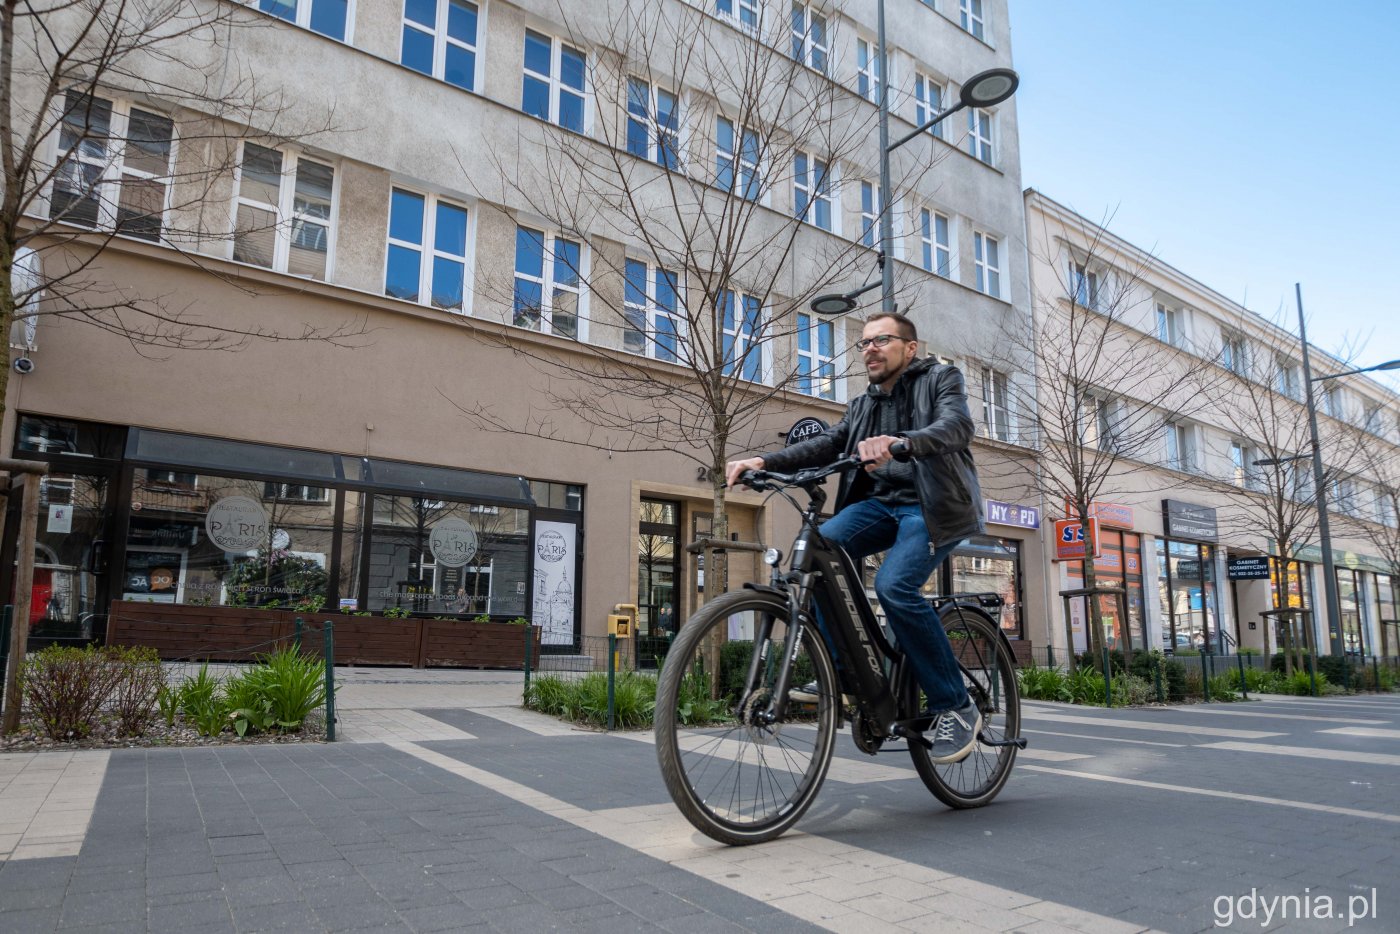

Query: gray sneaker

[927,698,982,764]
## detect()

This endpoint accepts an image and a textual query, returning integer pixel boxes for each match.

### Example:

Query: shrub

[1017,662,1072,702]
[223,669,276,737]
[107,646,165,736]
[675,665,729,726]
[1109,673,1155,707]
[254,648,327,730]
[22,645,125,739]
[524,672,657,728]
[1065,666,1106,705]
[1206,675,1240,702]
[719,639,814,702]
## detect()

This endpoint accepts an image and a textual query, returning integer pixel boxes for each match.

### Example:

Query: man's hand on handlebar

[725,456,766,489]
[856,435,906,470]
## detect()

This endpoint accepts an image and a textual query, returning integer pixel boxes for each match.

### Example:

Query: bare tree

[446,0,937,595]
[999,211,1230,664]
[1,0,367,422]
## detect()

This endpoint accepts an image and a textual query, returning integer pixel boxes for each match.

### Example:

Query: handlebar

[738,439,912,492]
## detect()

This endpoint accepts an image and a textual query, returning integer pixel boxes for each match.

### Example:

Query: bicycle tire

[654,590,839,845]
[904,605,1020,808]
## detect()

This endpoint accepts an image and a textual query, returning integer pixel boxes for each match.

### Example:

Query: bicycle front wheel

[905,605,1021,808]
[654,590,839,845]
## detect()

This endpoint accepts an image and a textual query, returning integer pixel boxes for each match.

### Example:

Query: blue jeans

[817,498,969,712]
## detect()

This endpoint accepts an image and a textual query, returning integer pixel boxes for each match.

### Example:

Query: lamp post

[1257,283,1400,657]
[809,6,1018,318]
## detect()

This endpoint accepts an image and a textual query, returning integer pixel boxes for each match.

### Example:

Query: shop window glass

[363,495,529,617]
[1336,567,1365,654]
[1157,539,1218,653]
[1065,529,1145,653]
[948,536,1022,638]
[17,415,125,460]
[124,471,335,609]
[30,473,110,642]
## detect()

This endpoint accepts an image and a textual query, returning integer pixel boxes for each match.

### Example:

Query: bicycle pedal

[978,733,1027,749]
[891,723,933,751]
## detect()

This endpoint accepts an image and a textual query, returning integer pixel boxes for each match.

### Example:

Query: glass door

[26,472,114,645]
[638,499,680,666]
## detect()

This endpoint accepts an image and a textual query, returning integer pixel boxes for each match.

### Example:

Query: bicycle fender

[741,582,787,599]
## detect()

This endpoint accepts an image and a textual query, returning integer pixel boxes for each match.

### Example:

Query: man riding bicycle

[725,311,986,763]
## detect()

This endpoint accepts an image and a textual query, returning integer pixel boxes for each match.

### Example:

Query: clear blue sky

[1008,0,1400,392]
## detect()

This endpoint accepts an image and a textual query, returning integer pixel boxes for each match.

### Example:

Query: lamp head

[959,68,1019,109]
[810,293,859,316]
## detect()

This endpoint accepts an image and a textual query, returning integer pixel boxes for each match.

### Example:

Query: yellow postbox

[608,614,632,637]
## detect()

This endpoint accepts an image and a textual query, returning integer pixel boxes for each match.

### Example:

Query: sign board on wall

[785,417,828,446]
[986,500,1039,529]
[1053,517,1102,560]
[205,496,268,552]
[1162,500,1219,542]
[1063,499,1135,529]
[1228,556,1271,580]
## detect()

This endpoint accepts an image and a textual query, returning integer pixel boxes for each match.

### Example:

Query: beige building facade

[1025,191,1400,663]
[9,0,1046,657]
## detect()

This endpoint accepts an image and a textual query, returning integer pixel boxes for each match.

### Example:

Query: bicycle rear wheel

[654,590,838,845]
[905,605,1020,808]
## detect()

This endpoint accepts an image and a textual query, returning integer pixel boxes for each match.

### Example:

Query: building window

[856,38,883,103]
[1362,401,1382,434]
[257,0,350,41]
[914,74,945,138]
[522,30,586,132]
[716,0,760,31]
[1221,330,1249,376]
[720,290,765,382]
[401,0,478,91]
[1228,440,1262,489]
[959,0,985,40]
[513,226,582,338]
[50,92,174,242]
[263,481,329,503]
[790,3,828,72]
[146,469,198,488]
[623,259,685,362]
[626,79,681,169]
[385,188,469,311]
[1323,383,1344,419]
[1164,420,1196,472]
[973,231,1000,298]
[859,181,883,248]
[1379,489,1398,528]
[1081,393,1122,453]
[796,313,836,400]
[981,367,1010,442]
[1156,303,1184,348]
[920,208,951,277]
[1333,477,1359,517]
[233,143,334,279]
[793,152,832,230]
[716,117,760,200]
[1070,262,1098,310]
[966,107,994,164]
[1275,356,1300,400]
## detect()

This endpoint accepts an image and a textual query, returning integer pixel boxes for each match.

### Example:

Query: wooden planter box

[107,601,541,669]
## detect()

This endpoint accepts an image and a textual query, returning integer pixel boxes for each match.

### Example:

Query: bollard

[1102,646,1112,707]
[1046,644,1055,668]
[1154,656,1165,703]
[0,606,11,719]
[1200,652,1210,703]
[1342,654,1352,694]
[1237,652,1249,701]
[1372,656,1380,693]
[323,620,336,742]
[1307,653,1319,697]
[522,622,534,701]
[607,633,617,731]
[294,617,303,654]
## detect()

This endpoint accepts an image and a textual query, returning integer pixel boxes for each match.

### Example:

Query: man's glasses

[854,334,912,352]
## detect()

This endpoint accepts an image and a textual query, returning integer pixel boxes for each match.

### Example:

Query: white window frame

[959,0,985,41]
[980,367,1011,442]
[622,258,687,362]
[384,186,473,313]
[920,207,951,278]
[795,312,839,401]
[1362,401,1382,434]
[1156,302,1184,348]
[1323,383,1344,420]
[264,481,329,503]
[512,225,587,340]
[1228,440,1247,488]
[914,73,945,139]
[626,78,682,169]
[966,107,994,165]
[1221,329,1249,377]
[790,3,828,73]
[973,230,1001,298]
[400,0,479,91]
[48,92,176,242]
[716,0,761,33]
[859,180,882,248]
[1276,356,1300,400]
[1069,261,1099,310]
[522,30,588,132]
[1164,420,1198,473]
[793,151,833,231]
[233,142,336,279]
[1082,392,1122,453]
[716,116,762,201]
[252,0,354,41]
[856,37,885,103]
[720,289,767,383]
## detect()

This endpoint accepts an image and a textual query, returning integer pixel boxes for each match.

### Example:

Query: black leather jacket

[762,358,986,547]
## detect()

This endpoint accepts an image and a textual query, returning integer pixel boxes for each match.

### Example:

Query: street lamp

[809,2,1018,318]
[1259,283,1400,656]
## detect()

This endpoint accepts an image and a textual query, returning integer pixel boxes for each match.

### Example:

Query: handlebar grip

[737,469,766,490]
[889,440,912,463]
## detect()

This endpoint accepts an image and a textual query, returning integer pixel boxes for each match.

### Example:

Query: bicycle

[654,449,1025,845]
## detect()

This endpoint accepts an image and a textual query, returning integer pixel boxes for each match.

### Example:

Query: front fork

[737,580,816,726]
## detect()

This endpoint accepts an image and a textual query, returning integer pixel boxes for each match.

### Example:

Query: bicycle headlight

[763,548,783,567]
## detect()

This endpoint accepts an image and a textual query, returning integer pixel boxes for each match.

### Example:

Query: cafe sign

[205,496,268,552]
[429,517,479,568]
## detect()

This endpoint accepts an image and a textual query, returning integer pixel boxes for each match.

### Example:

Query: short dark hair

[867,312,918,342]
